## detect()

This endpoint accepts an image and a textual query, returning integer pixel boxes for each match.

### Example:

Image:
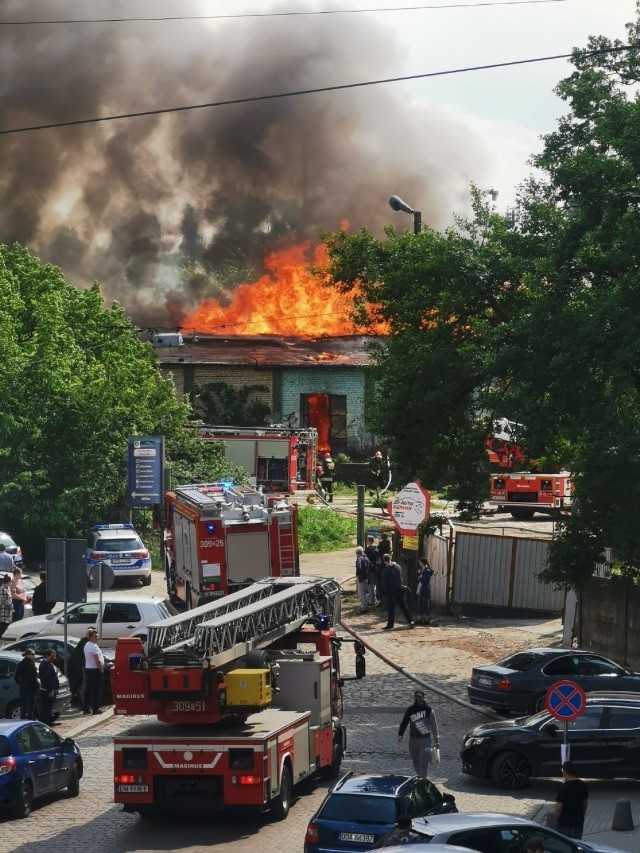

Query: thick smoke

[0,0,490,326]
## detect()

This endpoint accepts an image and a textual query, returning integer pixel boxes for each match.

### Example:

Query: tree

[0,244,231,559]
[319,9,640,584]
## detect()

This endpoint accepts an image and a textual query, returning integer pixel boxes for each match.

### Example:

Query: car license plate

[111,559,131,565]
[117,784,148,793]
[337,833,375,844]
[477,676,493,686]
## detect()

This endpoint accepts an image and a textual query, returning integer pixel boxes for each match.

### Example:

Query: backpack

[356,555,372,581]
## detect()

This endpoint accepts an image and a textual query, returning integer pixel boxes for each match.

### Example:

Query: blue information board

[126,436,164,506]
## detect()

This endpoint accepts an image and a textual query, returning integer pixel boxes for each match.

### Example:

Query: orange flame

[182,241,384,338]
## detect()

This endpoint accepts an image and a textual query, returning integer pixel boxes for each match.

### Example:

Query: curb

[62,707,114,739]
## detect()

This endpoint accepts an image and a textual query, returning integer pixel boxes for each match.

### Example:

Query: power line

[0,43,631,137]
[0,0,572,26]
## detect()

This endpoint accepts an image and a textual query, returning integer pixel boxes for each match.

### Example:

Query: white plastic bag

[431,747,441,764]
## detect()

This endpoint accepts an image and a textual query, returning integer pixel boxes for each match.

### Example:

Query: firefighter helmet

[374,451,383,458]
[323,452,332,460]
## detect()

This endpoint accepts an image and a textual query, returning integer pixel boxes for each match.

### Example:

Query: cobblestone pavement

[3,552,638,852]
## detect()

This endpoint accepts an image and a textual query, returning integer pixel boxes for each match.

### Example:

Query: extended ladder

[146,576,340,666]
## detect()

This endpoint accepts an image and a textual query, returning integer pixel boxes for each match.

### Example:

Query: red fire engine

[489,471,573,519]
[112,576,365,820]
[196,425,318,492]
[164,482,299,609]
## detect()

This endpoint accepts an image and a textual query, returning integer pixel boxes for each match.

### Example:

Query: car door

[599,705,640,776]
[15,724,54,795]
[573,654,628,693]
[536,706,606,776]
[50,602,100,639]
[101,601,143,645]
[32,723,69,791]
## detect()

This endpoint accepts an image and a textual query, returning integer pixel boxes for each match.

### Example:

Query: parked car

[2,636,115,705]
[0,719,82,817]
[376,812,627,853]
[0,532,23,567]
[0,650,72,720]
[304,772,457,853]
[461,694,640,789]
[467,647,640,714]
[0,593,176,648]
[86,523,152,586]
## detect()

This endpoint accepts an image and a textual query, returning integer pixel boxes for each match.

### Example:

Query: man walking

[364,535,378,606]
[555,760,588,839]
[82,629,104,715]
[31,571,55,616]
[381,554,414,629]
[397,689,439,777]
[355,546,372,612]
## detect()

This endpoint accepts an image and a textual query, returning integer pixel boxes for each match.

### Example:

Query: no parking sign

[545,680,586,764]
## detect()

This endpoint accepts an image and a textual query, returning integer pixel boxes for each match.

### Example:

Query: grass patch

[297,507,358,554]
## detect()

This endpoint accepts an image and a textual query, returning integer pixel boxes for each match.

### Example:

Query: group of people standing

[0,557,55,639]
[354,534,434,629]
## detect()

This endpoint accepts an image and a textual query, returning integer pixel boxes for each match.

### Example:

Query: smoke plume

[0,0,490,326]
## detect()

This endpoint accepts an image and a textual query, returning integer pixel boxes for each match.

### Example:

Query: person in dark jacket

[397,689,439,778]
[38,648,60,725]
[31,571,55,616]
[381,554,414,630]
[14,648,40,720]
[376,532,392,603]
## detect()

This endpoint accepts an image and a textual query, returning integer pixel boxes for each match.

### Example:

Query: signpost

[46,539,87,676]
[89,561,115,638]
[387,481,431,536]
[126,436,165,507]
[545,679,587,764]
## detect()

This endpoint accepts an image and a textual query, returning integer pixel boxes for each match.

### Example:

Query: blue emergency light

[93,523,134,531]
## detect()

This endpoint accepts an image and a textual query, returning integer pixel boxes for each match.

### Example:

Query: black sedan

[2,636,114,705]
[467,647,640,715]
[461,693,640,788]
[304,772,457,853]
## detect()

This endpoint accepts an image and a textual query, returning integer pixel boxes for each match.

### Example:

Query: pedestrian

[380,814,422,846]
[355,546,372,612]
[364,535,378,605]
[381,554,415,630]
[82,628,104,715]
[9,566,28,622]
[554,760,588,839]
[13,648,40,720]
[523,839,547,853]
[0,543,13,575]
[31,570,55,616]
[38,648,60,725]
[71,627,95,704]
[416,557,434,624]
[320,452,335,503]
[0,574,13,639]
[397,689,440,777]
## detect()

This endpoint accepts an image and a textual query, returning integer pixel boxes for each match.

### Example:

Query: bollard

[612,799,634,832]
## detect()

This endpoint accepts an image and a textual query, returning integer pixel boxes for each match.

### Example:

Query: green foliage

[319,9,640,587]
[297,507,357,553]
[0,244,232,561]
[192,381,271,426]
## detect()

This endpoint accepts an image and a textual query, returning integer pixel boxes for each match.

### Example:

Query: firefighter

[370,450,387,491]
[321,452,335,502]
[315,463,325,498]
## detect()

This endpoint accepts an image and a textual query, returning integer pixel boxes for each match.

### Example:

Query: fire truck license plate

[338,833,374,844]
[116,784,149,793]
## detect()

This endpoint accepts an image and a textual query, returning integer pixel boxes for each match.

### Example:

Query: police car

[86,524,152,586]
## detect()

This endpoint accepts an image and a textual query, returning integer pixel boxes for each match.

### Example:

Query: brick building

[156,334,377,457]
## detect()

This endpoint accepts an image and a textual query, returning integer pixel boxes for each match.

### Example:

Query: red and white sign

[388,481,430,536]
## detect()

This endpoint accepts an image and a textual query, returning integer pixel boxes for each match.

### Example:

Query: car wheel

[490,751,530,789]
[5,700,21,720]
[320,742,343,780]
[12,780,34,818]
[530,694,547,714]
[67,763,80,797]
[271,764,293,821]
[142,574,152,587]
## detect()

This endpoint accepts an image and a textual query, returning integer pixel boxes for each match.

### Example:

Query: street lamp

[389,195,422,234]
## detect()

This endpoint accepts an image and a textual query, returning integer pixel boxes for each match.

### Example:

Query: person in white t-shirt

[82,629,104,715]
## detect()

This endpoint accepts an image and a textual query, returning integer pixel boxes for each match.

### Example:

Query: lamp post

[389,195,421,235]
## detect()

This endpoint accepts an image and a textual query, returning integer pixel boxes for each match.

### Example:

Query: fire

[182,241,384,338]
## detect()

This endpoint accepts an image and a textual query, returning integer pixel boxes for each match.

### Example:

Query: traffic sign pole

[545,679,587,767]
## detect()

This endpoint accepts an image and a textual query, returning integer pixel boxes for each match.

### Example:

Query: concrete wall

[579,577,640,669]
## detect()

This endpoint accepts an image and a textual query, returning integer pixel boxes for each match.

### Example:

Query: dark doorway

[301,393,347,456]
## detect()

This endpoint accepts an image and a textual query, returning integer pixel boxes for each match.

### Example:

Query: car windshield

[319,794,397,824]
[494,651,543,672]
[96,537,143,552]
[516,709,552,726]
[0,533,16,548]
[159,599,178,618]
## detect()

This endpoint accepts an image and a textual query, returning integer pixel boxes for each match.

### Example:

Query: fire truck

[196,424,318,492]
[489,471,573,519]
[164,482,299,609]
[112,575,365,820]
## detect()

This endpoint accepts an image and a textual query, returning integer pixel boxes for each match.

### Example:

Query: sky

[0,0,638,323]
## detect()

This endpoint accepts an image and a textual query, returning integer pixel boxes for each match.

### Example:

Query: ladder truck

[112,576,365,821]
[164,482,299,609]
